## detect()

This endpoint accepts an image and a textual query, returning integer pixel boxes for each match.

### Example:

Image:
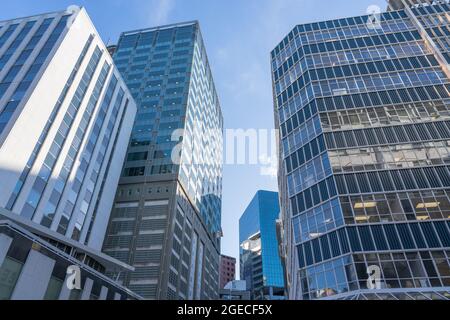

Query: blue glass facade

[272,1,450,300]
[111,22,222,236]
[103,21,223,300]
[239,191,285,300]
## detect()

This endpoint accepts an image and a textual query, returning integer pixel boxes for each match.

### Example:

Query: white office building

[0,7,139,299]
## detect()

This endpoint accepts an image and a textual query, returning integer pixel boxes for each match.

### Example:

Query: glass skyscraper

[102,21,223,300]
[239,191,285,300]
[272,0,450,300]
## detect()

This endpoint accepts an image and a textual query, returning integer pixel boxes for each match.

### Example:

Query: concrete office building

[102,21,223,300]
[239,191,285,300]
[272,0,450,300]
[0,7,138,299]
[220,254,236,289]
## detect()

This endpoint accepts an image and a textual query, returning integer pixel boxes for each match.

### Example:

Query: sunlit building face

[272,0,450,300]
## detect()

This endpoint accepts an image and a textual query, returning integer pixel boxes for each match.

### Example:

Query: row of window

[294,189,450,244]
[282,19,412,61]
[340,190,450,225]
[48,62,114,236]
[285,133,326,174]
[68,81,126,242]
[272,10,409,58]
[323,120,450,150]
[0,23,18,51]
[0,17,62,135]
[328,140,450,173]
[280,83,449,139]
[273,2,449,69]
[275,40,431,95]
[290,164,450,216]
[273,29,422,82]
[5,35,94,211]
[287,153,332,197]
[19,45,102,221]
[310,68,446,102]
[115,50,192,70]
[0,20,36,71]
[277,54,439,105]
[334,166,450,196]
[118,26,195,50]
[285,119,450,179]
[297,221,450,269]
[320,101,450,132]
[412,3,450,17]
[300,250,450,300]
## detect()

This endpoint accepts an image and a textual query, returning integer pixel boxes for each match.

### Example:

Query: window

[44,276,63,300]
[420,222,441,248]
[127,152,148,161]
[0,257,23,299]
[124,167,145,177]
[383,224,402,250]
[320,236,331,260]
[371,225,389,251]
[358,226,375,251]
[328,232,341,256]
[347,227,362,252]
[410,223,427,248]
[395,224,415,249]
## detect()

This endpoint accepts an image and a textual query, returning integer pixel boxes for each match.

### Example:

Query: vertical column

[58,273,71,300]
[188,232,198,299]
[0,233,13,266]
[11,249,55,300]
[80,278,93,300]
[195,241,204,300]
[99,286,108,300]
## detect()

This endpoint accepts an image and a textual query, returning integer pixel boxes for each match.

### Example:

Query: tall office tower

[219,254,236,289]
[239,191,285,300]
[272,0,450,300]
[102,21,223,300]
[0,8,139,300]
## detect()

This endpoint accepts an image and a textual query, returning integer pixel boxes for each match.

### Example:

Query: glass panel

[44,276,63,300]
[0,257,23,300]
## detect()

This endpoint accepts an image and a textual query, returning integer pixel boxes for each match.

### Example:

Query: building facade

[0,6,136,252]
[102,21,223,300]
[0,7,139,299]
[239,191,285,300]
[0,209,141,300]
[220,254,236,289]
[272,0,450,300]
[220,280,251,300]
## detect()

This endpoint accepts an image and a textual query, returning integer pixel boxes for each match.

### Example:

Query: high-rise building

[239,191,285,300]
[102,21,223,300]
[0,7,139,299]
[220,254,236,289]
[272,0,450,300]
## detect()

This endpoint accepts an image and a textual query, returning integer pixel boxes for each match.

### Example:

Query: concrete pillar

[99,286,108,300]
[11,249,55,300]
[58,273,71,300]
[0,234,13,266]
[81,278,93,300]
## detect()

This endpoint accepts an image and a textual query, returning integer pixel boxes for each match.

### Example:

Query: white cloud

[145,0,175,26]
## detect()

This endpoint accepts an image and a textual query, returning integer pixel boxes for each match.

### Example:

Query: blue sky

[1,0,386,271]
